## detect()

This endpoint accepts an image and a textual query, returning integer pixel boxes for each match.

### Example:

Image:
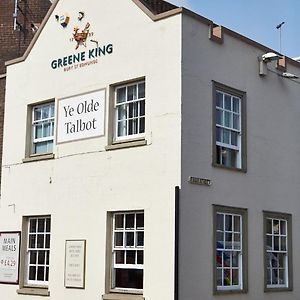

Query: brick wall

[0,0,51,185]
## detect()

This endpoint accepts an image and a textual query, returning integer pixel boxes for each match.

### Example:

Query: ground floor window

[111,211,144,291]
[25,216,51,286]
[213,205,247,293]
[264,211,292,291]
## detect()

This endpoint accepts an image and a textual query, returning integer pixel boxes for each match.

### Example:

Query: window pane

[224,95,231,110]
[30,219,37,233]
[29,266,36,280]
[266,235,272,248]
[223,252,231,268]
[117,121,127,137]
[224,111,231,127]
[138,82,145,99]
[29,235,36,248]
[45,234,50,248]
[34,142,48,154]
[37,266,45,281]
[139,100,145,116]
[128,119,138,135]
[216,127,222,143]
[231,131,238,146]
[216,214,224,231]
[281,237,286,251]
[216,269,222,286]
[46,218,51,232]
[216,251,222,267]
[126,250,136,264]
[42,107,50,119]
[216,92,223,108]
[38,251,46,264]
[115,232,123,247]
[34,108,41,121]
[274,236,279,251]
[222,129,230,144]
[116,87,126,103]
[115,215,124,229]
[30,251,37,264]
[273,220,279,234]
[136,213,144,229]
[216,109,223,125]
[45,267,49,281]
[216,232,224,249]
[116,250,125,264]
[37,235,44,248]
[136,232,144,247]
[35,125,43,139]
[125,214,135,229]
[139,117,145,134]
[129,102,138,118]
[232,269,239,285]
[233,233,241,249]
[280,221,286,235]
[223,269,231,286]
[266,219,272,234]
[117,105,127,120]
[225,215,232,231]
[225,233,232,249]
[233,114,240,130]
[127,85,137,101]
[233,97,240,113]
[115,269,143,289]
[125,232,134,247]
[232,252,239,267]
[233,216,240,232]
[38,219,45,232]
[137,250,143,264]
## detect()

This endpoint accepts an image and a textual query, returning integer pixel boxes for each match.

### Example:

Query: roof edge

[181,8,300,69]
[5,0,60,67]
[132,0,182,21]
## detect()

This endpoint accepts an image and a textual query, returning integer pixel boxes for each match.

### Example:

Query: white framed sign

[64,240,86,289]
[0,232,21,284]
[57,89,105,144]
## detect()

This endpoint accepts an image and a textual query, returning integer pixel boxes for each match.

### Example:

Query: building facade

[0,0,51,183]
[0,1,300,300]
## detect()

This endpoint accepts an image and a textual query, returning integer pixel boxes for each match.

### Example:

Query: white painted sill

[105,139,147,151]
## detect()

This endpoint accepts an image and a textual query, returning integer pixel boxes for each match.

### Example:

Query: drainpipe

[174,186,180,300]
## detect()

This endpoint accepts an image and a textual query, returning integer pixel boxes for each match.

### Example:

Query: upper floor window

[114,81,145,141]
[213,82,246,171]
[32,102,55,155]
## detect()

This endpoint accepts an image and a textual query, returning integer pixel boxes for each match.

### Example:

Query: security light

[282,72,299,79]
[261,52,283,62]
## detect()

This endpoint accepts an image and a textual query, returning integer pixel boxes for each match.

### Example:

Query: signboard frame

[0,231,21,285]
[56,88,106,145]
[64,239,86,289]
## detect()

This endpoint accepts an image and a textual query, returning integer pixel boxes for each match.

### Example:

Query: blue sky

[168,0,300,59]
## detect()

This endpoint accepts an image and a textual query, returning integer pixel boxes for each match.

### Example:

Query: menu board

[0,232,21,284]
[64,240,86,288]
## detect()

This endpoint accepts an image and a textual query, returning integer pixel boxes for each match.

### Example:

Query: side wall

[180,13,300,300]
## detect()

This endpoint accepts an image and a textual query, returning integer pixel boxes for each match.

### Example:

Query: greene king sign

[57,89,105,144]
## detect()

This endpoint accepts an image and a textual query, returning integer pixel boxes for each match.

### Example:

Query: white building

[1,1,300,300]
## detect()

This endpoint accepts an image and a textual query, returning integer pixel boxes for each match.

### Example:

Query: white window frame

[266,217,289,288]
[111,212,144,292]
[215,90,242,168]
[24,217,51,287]
[114,81,145,142]
[31,102,55,155]
[216,212,243,291]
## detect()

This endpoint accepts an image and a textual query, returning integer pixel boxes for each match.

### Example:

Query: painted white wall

[0,1,182,299]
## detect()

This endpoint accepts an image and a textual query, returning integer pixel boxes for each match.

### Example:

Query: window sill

[103,293,144,300]
[214,288,247,295]
[23,153,55,163]
[264,286,293,293]
[17,287,50,296]
[212,162,247,173]
[105,139,147,151]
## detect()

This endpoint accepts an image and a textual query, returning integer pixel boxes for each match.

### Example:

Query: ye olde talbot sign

[0,232,21,284]
[57,89,105,144]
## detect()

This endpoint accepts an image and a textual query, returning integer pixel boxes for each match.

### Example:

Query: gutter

[174,186,180,300]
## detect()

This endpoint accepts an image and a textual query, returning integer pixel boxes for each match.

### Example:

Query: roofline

[5,0,60,67]
[132,0,182,21]
[5,0,300,69]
